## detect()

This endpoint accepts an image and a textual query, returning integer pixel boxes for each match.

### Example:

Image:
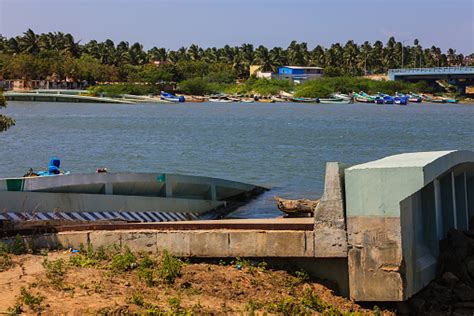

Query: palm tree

[18,29,39,54]
[357,41,372,75]
[255,45,273,72]
[309,45,325,67]
[187,44,201,61]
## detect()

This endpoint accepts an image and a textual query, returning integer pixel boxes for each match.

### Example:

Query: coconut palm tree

[255,45,273,72]
[18,29,39,54]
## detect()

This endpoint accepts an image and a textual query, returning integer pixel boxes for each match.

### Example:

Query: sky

[0,0,473,54]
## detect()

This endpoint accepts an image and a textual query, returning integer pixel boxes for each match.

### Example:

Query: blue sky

[0,0,473,54]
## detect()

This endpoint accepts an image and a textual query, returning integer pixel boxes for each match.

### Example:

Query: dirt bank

[0,247,390,315]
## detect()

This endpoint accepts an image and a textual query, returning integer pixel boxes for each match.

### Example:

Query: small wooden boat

[290,97,317,103]
[332,93,351,100]
[208,97,233,103]
[318,98,352,104]
[352,92,373,103]
[257,98,276,103]
[271,96,288,102]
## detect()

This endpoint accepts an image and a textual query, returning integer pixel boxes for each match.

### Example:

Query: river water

[1,101,473,218]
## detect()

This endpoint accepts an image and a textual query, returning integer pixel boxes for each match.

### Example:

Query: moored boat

[271,96,288,102]
[290,97,317,103]
[0,172,266,222]
[352,92,373,103]
[160,91,185,103]
[318,98,352,104]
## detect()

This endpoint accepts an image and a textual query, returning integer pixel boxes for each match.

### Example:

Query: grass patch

[157,250,182,284]
[42,258,68,289]
[19,287,44,312]
[0,252,13,272]
[110,247,137,272]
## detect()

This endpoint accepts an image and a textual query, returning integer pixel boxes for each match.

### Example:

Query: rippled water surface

[1,101,473,217]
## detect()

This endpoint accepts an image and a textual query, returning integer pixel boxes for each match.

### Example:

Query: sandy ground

[0,251,392,315]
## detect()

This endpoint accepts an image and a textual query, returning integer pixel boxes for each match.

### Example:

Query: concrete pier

[2,150,473,301]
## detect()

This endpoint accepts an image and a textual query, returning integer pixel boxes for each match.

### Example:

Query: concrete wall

[345,151,474,301]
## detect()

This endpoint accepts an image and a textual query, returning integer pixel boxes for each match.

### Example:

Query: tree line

[0,29,472,83]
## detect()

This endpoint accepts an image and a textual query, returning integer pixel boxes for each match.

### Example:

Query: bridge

[388,67,474,94]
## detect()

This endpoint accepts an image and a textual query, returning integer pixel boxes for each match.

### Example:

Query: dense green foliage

[0,90,15,132]
[87,83,161,97]
[0,29,471,85]
[294,77,434,97]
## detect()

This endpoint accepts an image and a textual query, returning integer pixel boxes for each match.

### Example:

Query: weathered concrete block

[156,231,193,256]
[228,231,266,257]
[121,231,157,253]
[314,162,348,258]
[56,232,89,249]
[347,216,404,301]
[89,230,122,248]
[188,231,230,257]
[263,230,314,257]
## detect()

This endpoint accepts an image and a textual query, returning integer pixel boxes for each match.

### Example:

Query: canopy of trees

[0,91,15,132]
[0,29,472,84]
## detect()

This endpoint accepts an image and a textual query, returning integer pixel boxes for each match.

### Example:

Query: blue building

[276,66,324,83]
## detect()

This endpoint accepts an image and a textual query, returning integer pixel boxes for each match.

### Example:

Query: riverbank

[0,247,391,314]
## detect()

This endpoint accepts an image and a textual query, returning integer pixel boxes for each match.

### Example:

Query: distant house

[275,66,324,83]
[249,65,273,79]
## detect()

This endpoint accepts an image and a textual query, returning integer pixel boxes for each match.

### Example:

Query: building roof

[280,66,323,70]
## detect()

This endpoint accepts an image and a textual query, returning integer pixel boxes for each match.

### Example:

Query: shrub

[10,235,28,255]
[157,250,182,284]
[0,252,13,272]
[110,247,137,272]
[19,287,44,312]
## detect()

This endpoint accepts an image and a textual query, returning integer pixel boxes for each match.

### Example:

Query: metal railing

[388,66,474,74]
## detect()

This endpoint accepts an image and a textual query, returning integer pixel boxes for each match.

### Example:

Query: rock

[397,301,411,314]
[442,272,460,287]
[408,298,425,312]
[454,308,474,315]
[453,284,474,301]
[466,257,474,279]
[454,302,474,309]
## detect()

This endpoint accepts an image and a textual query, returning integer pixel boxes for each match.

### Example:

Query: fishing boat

[271,96,288,102]
[352,92,374,103]
[440,97,458,104]
[376,93,394,104]
[406,94,422,103]
[0,171,265,222]
[374,96,384,104]
[394,96,408,105]
[208,97,234,103]
[331,93,352,101]
[290,97,317,103]
[241,98,254,103]
[318,98,352,104]
[256,98,276,103]
[160,91,185,103]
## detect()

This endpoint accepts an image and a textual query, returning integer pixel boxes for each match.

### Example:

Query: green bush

[87,83,159,97]
[19,287,44,312]
[110,247,137,272]
[157,250,182,284]
[294,76,433,97]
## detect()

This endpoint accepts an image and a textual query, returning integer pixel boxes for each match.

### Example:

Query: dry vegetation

[0,239,391,315]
